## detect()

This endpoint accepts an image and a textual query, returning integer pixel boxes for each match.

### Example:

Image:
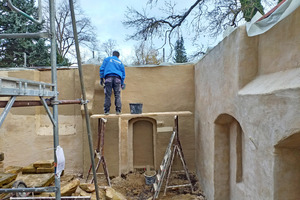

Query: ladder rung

[166,183,192,189]
[156,174,161,182]
[164,153,169,161]
[160,165,164,171]
[88,172,104,175]
[153,183,158,191]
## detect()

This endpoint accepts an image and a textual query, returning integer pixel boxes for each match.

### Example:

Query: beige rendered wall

[195,6,300,200]
[0,68,85,174]
[0,63,195,178]
[87,64,195,176]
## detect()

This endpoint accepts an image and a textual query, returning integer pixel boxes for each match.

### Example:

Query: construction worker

[100,51,125,115]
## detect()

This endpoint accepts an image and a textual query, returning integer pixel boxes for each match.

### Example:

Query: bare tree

[132,41,163,65]
[101,39,118,57]
[44,0,98,61]
[123,0,276,50]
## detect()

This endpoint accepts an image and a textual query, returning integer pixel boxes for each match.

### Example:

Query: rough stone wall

[194,6,300,200]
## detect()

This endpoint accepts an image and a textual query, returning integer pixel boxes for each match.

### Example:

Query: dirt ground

[95,169,206,200]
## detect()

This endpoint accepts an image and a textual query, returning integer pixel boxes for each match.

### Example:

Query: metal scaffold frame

[0,0,100,199]
[0,0,61,198]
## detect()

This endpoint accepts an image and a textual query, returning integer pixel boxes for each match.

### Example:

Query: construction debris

[22,160,55,174]
[4,166,22,174]
[61,179,81,196]
[0,159,205,199]
[0,173,17,187]
[79,183,95,193]
[16,173,54,188]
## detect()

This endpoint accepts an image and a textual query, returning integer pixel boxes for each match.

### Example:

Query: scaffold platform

[0,77,56,97]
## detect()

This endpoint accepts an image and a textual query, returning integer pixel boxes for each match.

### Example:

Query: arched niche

[214,113,244,200]
[128,117,157,170]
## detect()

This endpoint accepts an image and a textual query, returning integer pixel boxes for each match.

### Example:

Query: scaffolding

[0,0,100,199]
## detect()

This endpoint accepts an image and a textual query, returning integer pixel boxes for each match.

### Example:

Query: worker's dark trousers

[104,76,122,113]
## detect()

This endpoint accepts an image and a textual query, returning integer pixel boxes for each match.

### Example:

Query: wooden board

[91,111,193,119]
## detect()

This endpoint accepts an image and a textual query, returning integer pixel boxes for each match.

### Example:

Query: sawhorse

[86,118,111,187]
[153,115,194,199]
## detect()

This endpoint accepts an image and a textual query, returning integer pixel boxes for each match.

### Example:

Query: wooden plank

[91,111,193,119]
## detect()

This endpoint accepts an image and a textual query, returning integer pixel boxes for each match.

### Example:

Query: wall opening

[214,114,244,200]
[235,122,243,183]
[274,131,300,200]
[130,118,156,169]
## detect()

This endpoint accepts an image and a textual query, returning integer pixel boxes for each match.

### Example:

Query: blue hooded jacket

[100,56,125,84]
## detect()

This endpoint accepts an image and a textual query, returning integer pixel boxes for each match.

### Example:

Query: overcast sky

[75,0,277,63]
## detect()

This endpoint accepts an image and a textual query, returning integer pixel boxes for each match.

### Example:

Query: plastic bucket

[129,103,143,114]
[144,171,156,185]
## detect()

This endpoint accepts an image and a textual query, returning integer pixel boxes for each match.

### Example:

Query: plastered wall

[0,6,299,200]
[86,64,195,176]
[0,63,195,179]
[0,69,84,174]
[194,6,300,200]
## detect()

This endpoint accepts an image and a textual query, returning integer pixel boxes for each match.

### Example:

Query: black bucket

[129,103,143,114]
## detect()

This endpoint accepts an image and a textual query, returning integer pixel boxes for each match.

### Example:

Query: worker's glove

[100,78,104,86]
[121,83,126,90]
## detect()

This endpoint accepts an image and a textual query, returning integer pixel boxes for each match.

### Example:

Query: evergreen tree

[240,0,264,22]
[0,0,50,67]
[173,36,188,63]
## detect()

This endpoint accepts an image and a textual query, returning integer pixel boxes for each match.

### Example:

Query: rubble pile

[0,157,205,199]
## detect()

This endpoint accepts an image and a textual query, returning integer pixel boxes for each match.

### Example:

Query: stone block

[0,173,17,187]
[0,161,4,173]
[60,178,80,196]
[36,166,55,173]
[105,187,126,200]
[22,164,36,174]
[4,166,22,174]
[16,173,55,188]
[79,183,95,193]
[33,160,54,168]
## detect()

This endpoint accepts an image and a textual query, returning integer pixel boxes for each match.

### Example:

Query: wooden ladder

[153,115,194,199]
[86,118,111,187]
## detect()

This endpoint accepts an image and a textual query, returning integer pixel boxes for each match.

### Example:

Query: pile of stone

[22,160,55,174]
[0,155,126,200]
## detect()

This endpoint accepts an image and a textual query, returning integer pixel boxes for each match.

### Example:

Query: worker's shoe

[116,111,121,115]
[104,111,109,115]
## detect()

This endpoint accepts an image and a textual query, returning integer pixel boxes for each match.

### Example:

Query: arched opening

[129,117,156,169]
[214,114,244,200]
[274,131,300,200]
